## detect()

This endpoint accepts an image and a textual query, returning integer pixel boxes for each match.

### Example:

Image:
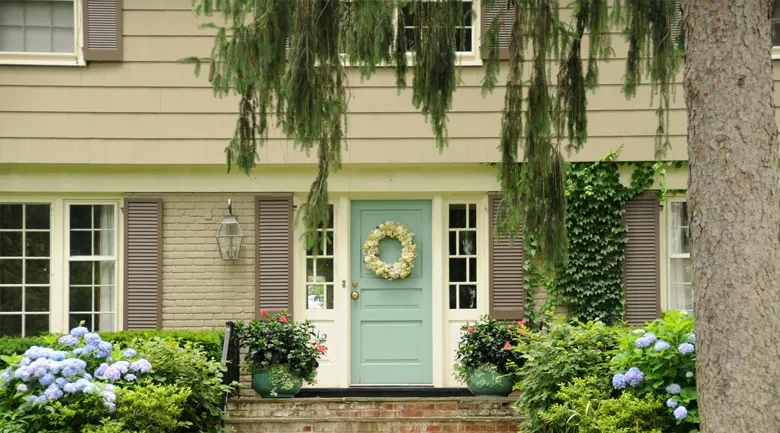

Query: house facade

[2,0,769,389]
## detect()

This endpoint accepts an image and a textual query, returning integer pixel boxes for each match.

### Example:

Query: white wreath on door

[362,221,417,280]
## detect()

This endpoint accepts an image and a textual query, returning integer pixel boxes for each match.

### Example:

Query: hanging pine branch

[187,0,682,270]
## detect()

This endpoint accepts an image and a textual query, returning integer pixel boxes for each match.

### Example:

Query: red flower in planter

[467,326,474,333]
[517,320,525,327]
[317,344,327,355]
[279,315,288,323]
[504,341,512,350]
[260,309,268,317]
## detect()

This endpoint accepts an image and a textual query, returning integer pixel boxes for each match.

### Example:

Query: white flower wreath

[362,221,417,280]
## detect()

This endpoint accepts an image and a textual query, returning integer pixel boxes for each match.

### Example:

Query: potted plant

[235,309,327,398]
[453,315,527,397]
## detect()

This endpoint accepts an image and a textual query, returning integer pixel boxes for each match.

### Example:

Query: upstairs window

[668,200,692,312]
[0,0,75,54]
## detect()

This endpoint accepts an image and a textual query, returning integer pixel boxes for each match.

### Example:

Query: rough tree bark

[683,0,780,431]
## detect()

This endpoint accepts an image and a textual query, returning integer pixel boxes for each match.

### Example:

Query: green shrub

[513,319,620,433]
[453,315,528,383]
[115,384,192,433]
[81,421,135,433]
[610,310,698,430]
[0,335,50,368]
[136,337,233,433]
[100,329,224,361]
[540,375,672,433]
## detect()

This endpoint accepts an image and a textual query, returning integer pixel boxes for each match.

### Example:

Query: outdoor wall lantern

[216,199,243,260]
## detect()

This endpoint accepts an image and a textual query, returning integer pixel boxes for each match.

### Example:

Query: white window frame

[64,200,121,332]
[303,204,336,311]
[445,201,480,311]
[665,196,692,312]
[339,0,482,67]
[771,0,780,59]
[0,0,85,67]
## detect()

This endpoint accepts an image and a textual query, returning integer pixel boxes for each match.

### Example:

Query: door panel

[350,200,432,385]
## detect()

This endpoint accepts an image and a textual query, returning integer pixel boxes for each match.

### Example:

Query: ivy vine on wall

[555,150,667,324]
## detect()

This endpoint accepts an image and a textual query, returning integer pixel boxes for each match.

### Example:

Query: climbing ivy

[554,150,666,325]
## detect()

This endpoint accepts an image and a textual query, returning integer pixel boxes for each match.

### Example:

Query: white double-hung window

[667,200,692,312]
[0,0,82,65]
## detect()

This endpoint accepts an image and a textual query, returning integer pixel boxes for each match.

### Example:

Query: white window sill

[0,52,85,67]
[772,46,780,60]
[340,53,483,68]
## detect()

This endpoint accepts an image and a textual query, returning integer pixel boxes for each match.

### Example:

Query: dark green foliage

[99,329,225,361]
[235,311,327,384]
[187,0,682,272]
[452,315,527,382]
[513,319,619,433]
[539,375,672,433]
[0,335,48,368]
[135,338,233,433]
[557,152,662,324]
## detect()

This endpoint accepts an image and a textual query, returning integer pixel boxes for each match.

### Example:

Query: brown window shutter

[256,195,294,318]
[623,192,661,326]
[83,0,123,61]
[481,0,513,60]
[670,0,683,42]
[488,193,525,320]
[123,198,162,330]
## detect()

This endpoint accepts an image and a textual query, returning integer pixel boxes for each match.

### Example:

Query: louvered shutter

[623,192,661,326]
[123,198,162,330]
[256,195,294,318]
[481,0,513,60]
[83,0,123,61]
[670,0,683,43]
[488,193,525,320]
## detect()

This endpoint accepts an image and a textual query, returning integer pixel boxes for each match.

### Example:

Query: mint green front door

[350,200,433,385]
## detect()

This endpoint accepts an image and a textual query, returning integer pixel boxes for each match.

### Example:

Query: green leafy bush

[540,375,672,433]
[136,337,233,433]
[0,335,49,368]
[115,384,192,433]
[453,315,527,383]
[513,319,619,433]
[610,310,698,430]
[235,310,327,384]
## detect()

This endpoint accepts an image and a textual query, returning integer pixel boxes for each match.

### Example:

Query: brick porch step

[225,397,521,433]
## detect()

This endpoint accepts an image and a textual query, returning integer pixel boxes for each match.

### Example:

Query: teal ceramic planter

[251,369,303,398]
[466,367,513,397]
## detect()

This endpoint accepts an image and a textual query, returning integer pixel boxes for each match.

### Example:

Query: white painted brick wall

[129,193,257,329]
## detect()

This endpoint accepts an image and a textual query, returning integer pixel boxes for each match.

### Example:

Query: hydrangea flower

[631,329,646,335]
[130,359,152,374]
[58,334,79,346]
[54,377,68,387]
[70,326,89,337]
[624,367,644,387]
[14,367,32,382]
[94,363,108,378]
[673,406,688,420]
[16,384,28,393]
[102,366,121,381]
[666,383,681,395]
[44,384,63,401]
[50,351,68,361]
[113,361,130,374]
[122,349,137,359]
[39,373,56,386]
[635,333,657,348]
[678,343,695,355]
[666,398,678,409]
[20,357,31,366]
[63,382,80,394]
[0,368,11,386]
[612,373,627,390]
[654,340,671,352]
[27,394,47,405]
[685,371,694,378]
[106,403,117,414]
[124,374,137,382]
[84,333,101,346]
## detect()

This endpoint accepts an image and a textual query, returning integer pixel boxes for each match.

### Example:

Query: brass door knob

[351,291,360,300]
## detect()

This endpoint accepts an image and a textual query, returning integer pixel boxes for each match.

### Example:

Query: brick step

[225,416,520,433]
[226,397,517,419]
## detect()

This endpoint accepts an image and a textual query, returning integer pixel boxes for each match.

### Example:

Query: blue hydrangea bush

[0,326,151,429]
[610,310,698,431]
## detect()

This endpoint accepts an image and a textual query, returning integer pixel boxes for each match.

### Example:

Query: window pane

[96,261,115,285]
[69,313,92,331]
[468,257,477,282]
[0,259,22,284]
[0,27,23,52]
[467,204,476,228]
[671,202,690,254]
[307,285,325,310]
[95,205,115,230]
[324,230,334,256]
[25,259,49,284]
[24,26,51,52]
[449,285,457,309]
[449,258,467,282]
[448,231,457,256]
[325,285,334,310]
[70,205,92,229]
[25,314,49,336]
[25,231,50,257]
[0,286,22,312]
[0,314,22,337]
[70,230,92,256]
[460,231,476,255]
[26,286,49,312]
[0,232,23,257]
[316,259,334,283]
[306,258,315,281]
[95,313,114,332]
[26,205,50,229]
[52,26,73,53]
[52,1,73,27]
[0,3,23,26]
[670,257,693,311]
[449,205,467,228]
[25,2,52,26]
[0,204,22,229]
[69,261,92,285]
[94,286,114,312]
[69,286,91,312]
[459,284,477,309]
[94,230,115,256]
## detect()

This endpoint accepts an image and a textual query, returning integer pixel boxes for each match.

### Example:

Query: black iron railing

[221,321,241,412]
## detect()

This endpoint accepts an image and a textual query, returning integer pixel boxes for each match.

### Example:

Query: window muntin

[0,203,51,337]
[668,201,692,312]
[67,204,117,332]
[0,0,75,54]
[448,203,477,310]
[306,205,335,310]
[401,1,474,53]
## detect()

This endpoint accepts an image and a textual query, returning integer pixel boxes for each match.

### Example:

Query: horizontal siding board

[488,193,525,320]
[255,196,293,317]
[124,198,162,330]
[623,192,660,326]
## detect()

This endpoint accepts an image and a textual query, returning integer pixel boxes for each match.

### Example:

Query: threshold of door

[296,386,472,398]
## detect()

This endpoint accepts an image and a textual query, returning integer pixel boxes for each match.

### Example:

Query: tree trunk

[683,0,780,431]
